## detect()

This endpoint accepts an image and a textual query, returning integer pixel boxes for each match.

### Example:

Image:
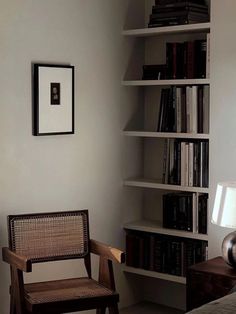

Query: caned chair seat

[2,210,125,314]
[24,277,119,313]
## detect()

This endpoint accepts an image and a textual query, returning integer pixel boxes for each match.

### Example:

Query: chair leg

[97,308,106,314]
[10,295,16,314]
[108,303,119,314]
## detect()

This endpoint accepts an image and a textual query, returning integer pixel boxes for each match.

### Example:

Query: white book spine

[188,143,194,187]
[206,33,210,79]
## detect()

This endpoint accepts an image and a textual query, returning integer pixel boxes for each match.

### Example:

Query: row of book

[142,36,210,80]
[162,139,209,187]
[163,192,208,234]
[126,231,208,276]
[157,85,209,134]
[166,38,209,79]
[148,1,209,28]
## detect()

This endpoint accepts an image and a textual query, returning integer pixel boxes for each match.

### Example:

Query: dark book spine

[157,89,165,132]
[198,194,208,234]
[149,235,155,271]
[154,238,163,272]
[143,234,150,270]
[176,43,185,79]
[197,86,204,133]
[126,233,136,267]
[166,43,173,79]
[187,41,195,79]
[171,43,177,79]
[195,40,207,78]
[181,87,187,133]
[155,0,206,6]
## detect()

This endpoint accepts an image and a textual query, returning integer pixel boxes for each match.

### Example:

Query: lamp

[212,181,236,268]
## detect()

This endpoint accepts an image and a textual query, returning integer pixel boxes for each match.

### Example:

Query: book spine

[181,142,186,186]
[192,193,198,233]
[185,143,189,186]
[203,85,210,134]
[197,86,204,133]
[188,142,194,187]
[191,86,198,133]
[176,88,182,133]
[186,86,192,132]
[206,33,210,79]
[187,41,195,79]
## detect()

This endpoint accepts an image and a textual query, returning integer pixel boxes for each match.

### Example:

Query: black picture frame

[33,63,74,136]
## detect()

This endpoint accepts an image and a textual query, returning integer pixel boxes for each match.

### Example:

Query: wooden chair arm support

[90,239,125,264]
[2,247,32,272]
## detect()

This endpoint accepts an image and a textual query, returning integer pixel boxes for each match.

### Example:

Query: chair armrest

[90,239,125,264]
[2,247,32,272]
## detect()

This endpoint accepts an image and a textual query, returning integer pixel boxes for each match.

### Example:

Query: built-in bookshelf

[122,1,210,288]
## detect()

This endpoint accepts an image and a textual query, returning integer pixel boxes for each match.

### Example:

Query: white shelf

[123,265,186,284]
[124,220,208,241]
[123,131,210,139]
[123,22,210,37]
[122,79,210,86]
[124,178,209,193]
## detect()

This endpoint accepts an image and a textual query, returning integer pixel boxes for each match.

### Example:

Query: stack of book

[126,231,208,276]
[148,1,210,28]
[162,139,209,188]
[157,85,210,134]
[163,192,208,234]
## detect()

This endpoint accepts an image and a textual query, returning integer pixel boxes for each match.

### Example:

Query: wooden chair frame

[2,210,125,314]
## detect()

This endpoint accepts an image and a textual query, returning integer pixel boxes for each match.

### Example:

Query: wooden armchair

[2,210,125,314]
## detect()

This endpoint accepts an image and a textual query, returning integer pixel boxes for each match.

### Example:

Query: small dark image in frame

[51,82,60,105]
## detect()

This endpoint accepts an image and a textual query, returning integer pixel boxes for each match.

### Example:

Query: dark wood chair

[2,210,125,314]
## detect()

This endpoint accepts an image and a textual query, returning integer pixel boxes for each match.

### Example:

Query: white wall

[0,1,144,313]
[209,0,236,258]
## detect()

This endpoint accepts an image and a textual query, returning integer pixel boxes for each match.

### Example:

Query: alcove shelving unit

[122,7,210,289]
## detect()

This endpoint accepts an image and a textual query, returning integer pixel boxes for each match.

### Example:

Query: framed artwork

[33,64,74,136]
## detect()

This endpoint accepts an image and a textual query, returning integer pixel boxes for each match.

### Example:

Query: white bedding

[187,292,236,314]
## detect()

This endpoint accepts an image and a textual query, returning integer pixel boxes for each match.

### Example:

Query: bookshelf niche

[122,0,210,286]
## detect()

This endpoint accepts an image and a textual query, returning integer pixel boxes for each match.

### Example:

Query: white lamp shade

[212,182,236,228]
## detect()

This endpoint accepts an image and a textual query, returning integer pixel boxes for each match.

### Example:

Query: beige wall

[209,0,236,257]
[0,0,144,313]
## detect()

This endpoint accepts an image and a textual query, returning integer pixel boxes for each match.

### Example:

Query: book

[150,11,209,20]
[152,4,209,15]
[198,194,208,234]
[203,85,210,133]
[195,40,207,78]
[197,86,204,133]
[155,0,207,6]
[187,41,195,79]
[206,33,210,79]
[149,13,209,28]
[176,87,182,133]
[143,64,167,80]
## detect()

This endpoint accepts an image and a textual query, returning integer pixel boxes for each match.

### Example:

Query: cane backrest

[8,210,89,263]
